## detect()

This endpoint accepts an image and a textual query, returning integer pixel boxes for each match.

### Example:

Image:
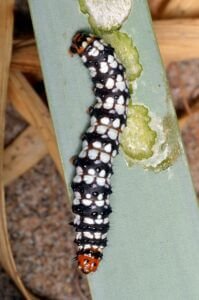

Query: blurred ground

[1,0,199,299]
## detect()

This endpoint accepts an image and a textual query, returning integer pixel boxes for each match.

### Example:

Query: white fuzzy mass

[85,0,132,30]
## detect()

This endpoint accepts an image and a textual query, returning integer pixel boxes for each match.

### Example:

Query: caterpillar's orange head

[77,249,102,274]
[70,32,93,55]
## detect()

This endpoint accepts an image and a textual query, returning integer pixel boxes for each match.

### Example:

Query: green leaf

[102,31,142,81]
[79,0,88,13]
[121,104,157,160]
[29,0,199,299]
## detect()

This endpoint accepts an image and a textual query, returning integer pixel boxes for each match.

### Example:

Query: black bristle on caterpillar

[70,32,130,274]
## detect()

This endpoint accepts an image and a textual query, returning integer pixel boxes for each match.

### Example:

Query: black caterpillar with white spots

[70,32,130,274]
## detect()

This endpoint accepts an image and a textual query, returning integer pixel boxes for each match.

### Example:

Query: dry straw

[0,1,37,298]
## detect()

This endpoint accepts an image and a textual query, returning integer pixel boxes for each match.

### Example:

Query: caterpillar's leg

[86,105,94,114]
[70,155,78,166]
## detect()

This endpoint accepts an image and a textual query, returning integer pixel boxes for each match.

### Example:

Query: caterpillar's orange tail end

[77,254,100,274]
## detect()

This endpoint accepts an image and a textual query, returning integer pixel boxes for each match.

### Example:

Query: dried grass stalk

[4,126,48,186]
[154,19,199,65]
[0,1,38,299]
[149,0,199,18]
[11,40,42,79]
[161,0,199,18]
[8,71,64,179]
[148,0,169,18]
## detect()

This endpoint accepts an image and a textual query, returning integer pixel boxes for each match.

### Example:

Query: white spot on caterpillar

[108,55,114,63]
[113,118,120,128]
[93,141,102,149]
[82,140,88,148]
[84,217,94,225]
[116,74,123,81]
[100,152,110,163]
[106,178,111,185]
[86,194,91,199]
[88,168,95,175]
[89,67,97,77]
[105,199,110,205]
[87,37,92,42]
[81,55,87,63]
[118,95,125,104]
[94,159,101,164]
[82,41,88,48]
[112,88,117,93]
[96,177,106,186]
[103,103,112,110]
[103,97,114,109]
[110,60,118,69]
[95,102,103,108]
[102,233,107,239]
[104,218,109,224]
[74,192,81,199]
[73,198,80,205]
[121,124,125,130]
[94,40,104,50]
[104,143,112,153]
[88,47,99,57]
[90,116,97,125]
[106,97,114,104]
[95,200,105,207]
[76,166,83,175]
[99,169,106,177]
[106,78,114,89]
[102,134,107,139]
[74,214,80,225]
[88,149,99,160]
[94,232,101,239]
[82,199,92,206]
[96,83,104,89]
[115,104,125,115]
[112,150,117,157]
[87,126,95,133]
[116,81,126,91]
[108,128,118,140]
[101,117,110,125]
[97,194,103,200]
[96,96,102,103]
[83,244,92,249]
[79,150,87,158]
[100,62,109,73]
[84,175,94,184]
[84,231,93,239]
[76,232,82,239]
[96,125,107,134]
[95,218,103,224]
[73,175,82,183]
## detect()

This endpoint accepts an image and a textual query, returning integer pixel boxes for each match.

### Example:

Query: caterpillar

[70,32,130,274]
